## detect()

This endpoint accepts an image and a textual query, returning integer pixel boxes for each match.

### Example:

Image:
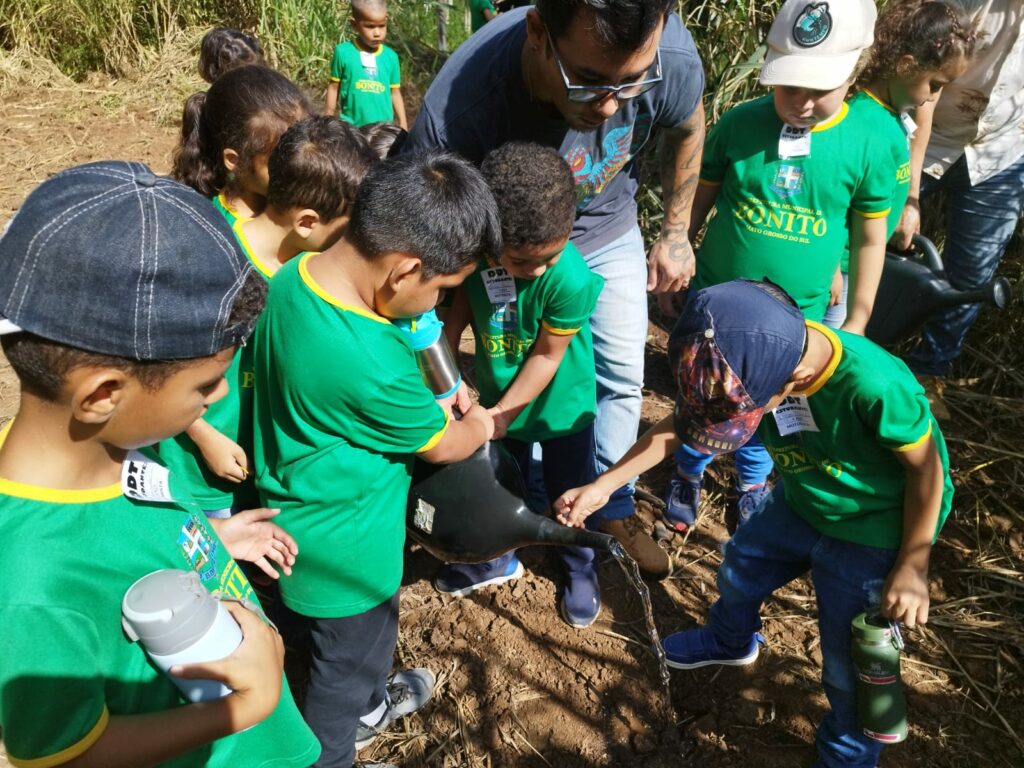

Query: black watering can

[865,234,1011,345]
[407,441,617,564]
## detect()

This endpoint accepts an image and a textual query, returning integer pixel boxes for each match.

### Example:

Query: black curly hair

[480,142,576,250]
[857,0,977,87]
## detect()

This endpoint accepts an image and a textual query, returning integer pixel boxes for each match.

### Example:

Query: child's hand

[211,508,298,579]
[881,560,930,628]
[486,404,510,440]
[463,403,496,442]
[197,429,250,483]
[829,267,844,307]
[554,482,610,528]
[171,601,284,730]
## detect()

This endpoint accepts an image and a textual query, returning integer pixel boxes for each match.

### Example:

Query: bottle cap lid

[851,611,900,646]
[392,309,443,350]
[122,569,220,655]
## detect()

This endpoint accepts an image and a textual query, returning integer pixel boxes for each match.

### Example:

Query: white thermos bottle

[122,569,243,702]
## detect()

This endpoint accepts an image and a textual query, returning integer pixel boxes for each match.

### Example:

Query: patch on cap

[793,3,833,48]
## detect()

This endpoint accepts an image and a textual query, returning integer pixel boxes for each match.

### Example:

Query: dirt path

[1,63,1021,768]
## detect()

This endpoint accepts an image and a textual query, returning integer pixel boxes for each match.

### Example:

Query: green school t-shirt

[155,220,274,511]
[329,41,400,126]
[253,253,448,618]
[839,90,913,271]
[757,323,954,549]
[694,95,897,321]
[469,0,496,31]
[0,445,320,768]
[464,243,603,442]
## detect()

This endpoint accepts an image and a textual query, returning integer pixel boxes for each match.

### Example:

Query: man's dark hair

[2,272,266,402]
[347,151,502,278]
[536,0,673,51]
[267,116,378,221]
[481,142,575,249]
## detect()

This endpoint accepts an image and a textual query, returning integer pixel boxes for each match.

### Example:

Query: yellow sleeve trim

[541,321,580,337]
[390,84,401,89]
[853,208,891,220]
[328,76,341,82]
[9,707,110,768]
[697,178,722,187]
[894,422,933,453]
[415,407,451,454]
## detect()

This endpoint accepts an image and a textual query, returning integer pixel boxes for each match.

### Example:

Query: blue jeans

[822,271,848,329]
[504,424,599,574]
[673,433,774,489]
[577,225,649,520]
[906,153,1024,375]
[708,486,898,767]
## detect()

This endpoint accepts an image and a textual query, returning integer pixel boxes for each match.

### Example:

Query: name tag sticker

[122,450,175,503]
[899,111,917,138]
[359,50,378,77]
[482,266,517,305]
[778,124,811,158]
[772,395,819,436]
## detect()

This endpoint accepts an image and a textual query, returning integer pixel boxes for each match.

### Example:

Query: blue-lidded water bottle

[393,309,462,400]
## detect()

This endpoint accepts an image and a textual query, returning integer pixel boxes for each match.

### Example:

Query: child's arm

[555,415,680,527]
[891,98,936,250]
[842,215,888,335]
[488,328,573,439]
[325,80,340,117]
[883,436,945,628]
[187,418,248,483]
[688,181,719,244]
[419,404,494,463]
[60,603,283,768]
[391,88,408,131]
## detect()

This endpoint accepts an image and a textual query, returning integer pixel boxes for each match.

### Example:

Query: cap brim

[673,401,767,456]
[759,48,862,91]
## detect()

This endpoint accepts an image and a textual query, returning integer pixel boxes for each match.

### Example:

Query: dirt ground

[0,56,1021,768]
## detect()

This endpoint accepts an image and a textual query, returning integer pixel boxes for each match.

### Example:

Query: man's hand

[881,560,930,628]
[211,508,298,580]
[891,198,921,251]
[647,228,696,295]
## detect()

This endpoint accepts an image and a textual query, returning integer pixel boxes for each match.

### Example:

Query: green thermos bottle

[851,612,908,743]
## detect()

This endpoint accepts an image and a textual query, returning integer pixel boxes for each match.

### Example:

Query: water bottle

[851,612,908,743]
[408,440,616,563]
[122,569,243,702]
[393,309,462,400]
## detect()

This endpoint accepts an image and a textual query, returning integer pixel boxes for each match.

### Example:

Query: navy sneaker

[726,483,771,534]
[663,626,765,670]
[560,567,601,628]
[433,553,523,597]
[663,471,703,532]
[355,668,436,749]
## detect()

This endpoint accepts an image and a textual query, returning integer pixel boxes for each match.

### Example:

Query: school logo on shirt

[178,514,219,582]
[356,79,386,94]
[771,164,804,198]
[481,303,531,360]
[566,126,634,209]
[793,3,832,48]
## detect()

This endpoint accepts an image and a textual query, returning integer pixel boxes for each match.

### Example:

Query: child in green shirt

[0,161,318,768]
[253,151,500,767]
[433,142,606,628]
[469,0,497,32]
[158,115,378,518]
[327,0,407,129]
[556,279,952,768]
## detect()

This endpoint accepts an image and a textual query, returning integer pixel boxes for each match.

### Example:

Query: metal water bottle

[851,612,908,743]
[393,309,461,400]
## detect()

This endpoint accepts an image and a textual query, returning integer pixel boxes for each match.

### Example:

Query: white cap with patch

[760,0,877,91]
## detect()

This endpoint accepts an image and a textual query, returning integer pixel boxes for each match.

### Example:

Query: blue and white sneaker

[663,626,765,670]
[663,471,703,532]
[433,553,523,597]
[355,668,436,749]
[727,483,771,534]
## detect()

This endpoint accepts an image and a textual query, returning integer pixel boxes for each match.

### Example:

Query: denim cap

[0,161,256,360]
[668,280,807,455]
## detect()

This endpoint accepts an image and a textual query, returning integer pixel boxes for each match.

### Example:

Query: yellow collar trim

[862,88,896,114]
[217,191,249,221]
[797,321,842,396]
[232,219,275,280]
[298,253,389,324]
[812,101,848,133]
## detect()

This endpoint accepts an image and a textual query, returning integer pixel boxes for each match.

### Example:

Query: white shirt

[924,0,1024,184]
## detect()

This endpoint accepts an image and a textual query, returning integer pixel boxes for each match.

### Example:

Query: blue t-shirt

[406,7,704,254]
